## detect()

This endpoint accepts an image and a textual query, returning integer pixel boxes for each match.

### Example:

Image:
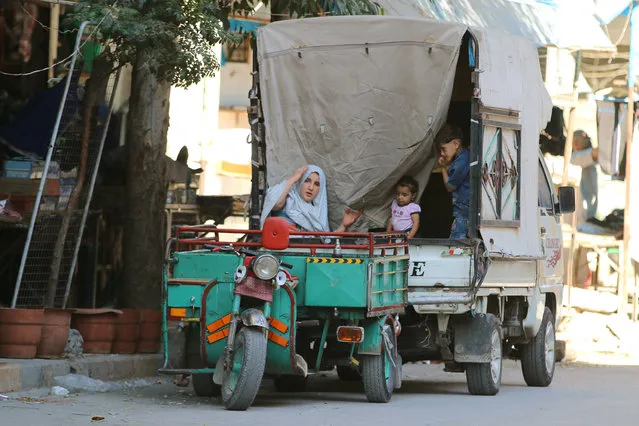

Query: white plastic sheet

[257,16,466,229]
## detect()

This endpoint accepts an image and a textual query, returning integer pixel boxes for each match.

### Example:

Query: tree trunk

[123,49,171,309]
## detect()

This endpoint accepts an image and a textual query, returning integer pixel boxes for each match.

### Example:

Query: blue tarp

[0,71,82,158]
[221,19,263,66]
[229,18,261,34]
[592,1,639,86]
[593,0,632,25]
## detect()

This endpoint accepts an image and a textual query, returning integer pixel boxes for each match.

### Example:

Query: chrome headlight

[252,254,279,280]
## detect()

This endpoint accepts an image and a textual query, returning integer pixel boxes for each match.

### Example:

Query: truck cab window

[538,160,553,210]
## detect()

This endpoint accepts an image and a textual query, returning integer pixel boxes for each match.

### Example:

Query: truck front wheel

[521,307,555,387]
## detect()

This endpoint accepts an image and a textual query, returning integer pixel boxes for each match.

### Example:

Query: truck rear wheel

[521,307,555,387]
[465,323,502,396]
[362,326,396,403]
[221,327,267,410]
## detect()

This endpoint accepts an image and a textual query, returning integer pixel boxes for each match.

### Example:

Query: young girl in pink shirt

[386,176,421,238]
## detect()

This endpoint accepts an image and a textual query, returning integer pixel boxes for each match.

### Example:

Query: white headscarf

[260,165,329,232]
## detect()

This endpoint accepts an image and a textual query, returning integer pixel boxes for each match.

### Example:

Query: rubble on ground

[53,374,158,393]
[63,329,84,359]
[557,308,639,363]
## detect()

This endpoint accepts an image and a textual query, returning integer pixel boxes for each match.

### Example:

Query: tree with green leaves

[67,0,381,309]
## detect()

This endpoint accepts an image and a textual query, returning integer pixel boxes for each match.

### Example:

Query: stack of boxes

[0,158,36,216]
[0,158,66,219]
[4,158,32,178]
[31,161,62,211]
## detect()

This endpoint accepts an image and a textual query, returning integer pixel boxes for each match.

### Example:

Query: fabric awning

[377,0,615,52]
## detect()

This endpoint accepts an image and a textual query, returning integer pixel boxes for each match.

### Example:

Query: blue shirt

[447,147,471,219]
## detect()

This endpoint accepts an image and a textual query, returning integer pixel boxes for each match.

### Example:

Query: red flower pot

[37,308,71,358]
[71,309,121,354]
[112,309,140,354]
[0,308,44,359]
[137,309,161,353]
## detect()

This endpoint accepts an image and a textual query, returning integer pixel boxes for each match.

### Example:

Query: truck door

[537,156,563,287]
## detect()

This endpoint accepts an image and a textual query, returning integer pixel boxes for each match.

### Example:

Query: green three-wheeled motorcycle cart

[160,217,409,410]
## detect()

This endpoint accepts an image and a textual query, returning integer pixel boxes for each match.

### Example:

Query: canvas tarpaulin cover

[256,16,467,230]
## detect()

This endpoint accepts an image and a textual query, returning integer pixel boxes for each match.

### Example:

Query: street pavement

[2,360,638,425]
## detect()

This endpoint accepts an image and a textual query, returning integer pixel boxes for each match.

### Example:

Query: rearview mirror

[556,186,575,214]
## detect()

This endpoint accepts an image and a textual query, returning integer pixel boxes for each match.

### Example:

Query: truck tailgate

[407,239,483,306]
[408,241,474,288]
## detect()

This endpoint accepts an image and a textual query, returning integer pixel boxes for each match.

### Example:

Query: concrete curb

[0,354,163,393]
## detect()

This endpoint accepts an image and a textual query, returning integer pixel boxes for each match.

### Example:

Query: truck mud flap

[452,313,499,363]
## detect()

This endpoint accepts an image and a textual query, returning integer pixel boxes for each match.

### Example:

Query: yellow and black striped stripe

[306,258,363,264]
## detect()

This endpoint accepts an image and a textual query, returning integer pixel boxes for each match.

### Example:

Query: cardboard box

[0,178,61,197]
[7,194,35,214]
[44,179,61,197]
[0,178,39,197]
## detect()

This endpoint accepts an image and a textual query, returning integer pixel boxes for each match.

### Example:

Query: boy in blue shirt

[436,124,470,239]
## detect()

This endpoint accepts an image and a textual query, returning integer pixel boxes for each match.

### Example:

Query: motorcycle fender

[240,308,269,329]
[212,352,225,385]
[358,320,383,355]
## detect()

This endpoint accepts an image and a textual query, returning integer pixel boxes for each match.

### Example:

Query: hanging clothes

[596,99,636,179]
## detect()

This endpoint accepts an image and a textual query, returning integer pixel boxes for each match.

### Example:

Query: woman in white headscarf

[260,165,361,232]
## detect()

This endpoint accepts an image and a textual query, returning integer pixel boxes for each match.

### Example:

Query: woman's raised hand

[341,207,363,229]
[288,166,309,184]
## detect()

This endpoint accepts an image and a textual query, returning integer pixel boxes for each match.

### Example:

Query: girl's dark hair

[397,175,419,194]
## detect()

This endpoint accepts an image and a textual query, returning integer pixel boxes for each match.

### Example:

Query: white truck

[249,16,575,396]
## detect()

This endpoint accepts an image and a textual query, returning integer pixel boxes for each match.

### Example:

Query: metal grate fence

[12,22,121,308]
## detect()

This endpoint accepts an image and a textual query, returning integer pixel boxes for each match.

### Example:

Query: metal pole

[62,69,122,308]
[48,4,60,82]
[11,21,90,308]
[248,42,261,231]
[561,50,582,187]
[561,50,582,311]
[622,1,638,318]
[566,189,581,311]
[621,87,634,317]
[91,213,101,309]
[633,260,638,322]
